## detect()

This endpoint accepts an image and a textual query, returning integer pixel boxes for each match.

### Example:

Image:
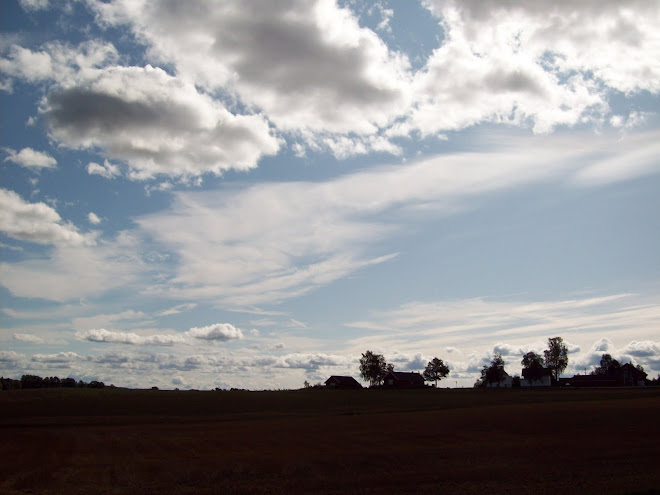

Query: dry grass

[1,387,659,494]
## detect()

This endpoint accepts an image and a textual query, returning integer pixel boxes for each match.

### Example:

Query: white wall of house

[521,375,552,387]
[487,375,513,388]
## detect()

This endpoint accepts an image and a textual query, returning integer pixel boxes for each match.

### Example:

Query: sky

[1,0,659,390]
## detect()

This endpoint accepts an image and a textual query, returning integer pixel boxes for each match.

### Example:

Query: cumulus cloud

[87,160,121,179]
[32,351,81,363]
[76,323,244,346]
[186,323,244,342]
[1,40,280,179]
[91,0,411,136]
[76,328,186,346]
[42,65,280,179]
[88,212,101,225]
[274,352,354,371]
[623,341,660,358]
[4,148,57,169]
[409,0,660,135]
[0,41,119,85]
[0,350,26,364]
[13,333,44,344]
[0,188,94,246]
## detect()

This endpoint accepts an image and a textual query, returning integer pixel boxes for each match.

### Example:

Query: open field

[1,387,659,494]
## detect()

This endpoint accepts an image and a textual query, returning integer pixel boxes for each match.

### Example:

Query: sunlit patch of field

[1,388,658,494]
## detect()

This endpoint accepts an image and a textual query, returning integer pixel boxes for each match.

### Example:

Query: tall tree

[359,351,388,387]
[591,353,620,376]
[480,353,507,387]
[544,337,568,381]
[521,351,545,381]
[423,357,450,387]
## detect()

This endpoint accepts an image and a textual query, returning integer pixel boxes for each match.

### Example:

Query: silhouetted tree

[1,377,22,390]
[88,380,105,389]
[61,377,76,388]
[521,351,546,381]
[591,353,620,376]
[591,355,647,385]
[386,363,394,372]
[43,376,61,388]
[544,337,568,381]
[359,351,388,387]
[480,354,507,387]
[21,374,44,389]
[423,357,450,387]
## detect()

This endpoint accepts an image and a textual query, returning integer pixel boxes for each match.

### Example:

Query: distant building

[486,372,513,388]
[521,368,552,387]
[560,364,646,387]
[620,363,647,386]
[384,371,425,388]
[325,376,362,389]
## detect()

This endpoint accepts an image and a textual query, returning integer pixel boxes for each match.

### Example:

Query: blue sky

[1,0,659,389]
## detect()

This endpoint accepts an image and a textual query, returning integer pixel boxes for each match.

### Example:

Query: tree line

[475,336,569,387]
[0,375,107,390]
[358,336,657,388]
[359,350,449,387]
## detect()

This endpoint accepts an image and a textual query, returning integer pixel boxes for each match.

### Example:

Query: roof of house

[521,368,553,379]
[325,375,362,387]
[385,371,425,384]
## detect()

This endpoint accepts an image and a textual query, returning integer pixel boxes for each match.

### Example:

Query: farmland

[1,387,659,494]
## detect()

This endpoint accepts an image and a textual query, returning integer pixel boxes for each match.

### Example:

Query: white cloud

[43,64,281,179]
[0,188,94,246]
[76,328,186,346]
[158,303,197,317]
[345,293,660,355]
[91,0,412,136]
[19,0,51,11]
[136,130,660,307]
[0,41,119,85]
[76,322,244,346]
[88,212,101,225]
[87,160,121,179]
[0,350,26,364]
[32,351,81,363]
[0,44,54,83]
[12,333,44,344]
[186,323,243,342]
[0,232,145,302]
[274,352,354,371]
[4,147,57,169]
[623,341,660,358]
[394,0,660,137]
[570,130,660,186]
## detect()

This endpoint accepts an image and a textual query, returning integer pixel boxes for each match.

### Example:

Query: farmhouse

[486,372,513,388]
[560,364,646,387]
[521,368,552,387]
[384,371,425,388]
[324,376,362,389]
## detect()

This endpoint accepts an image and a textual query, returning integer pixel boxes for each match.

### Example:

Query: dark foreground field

[1,387,659,494]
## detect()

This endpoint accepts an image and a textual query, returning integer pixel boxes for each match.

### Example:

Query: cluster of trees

[359,351,450,387]
[476,337,569,387]
[0,375,106,390]
[590,353,647,383]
